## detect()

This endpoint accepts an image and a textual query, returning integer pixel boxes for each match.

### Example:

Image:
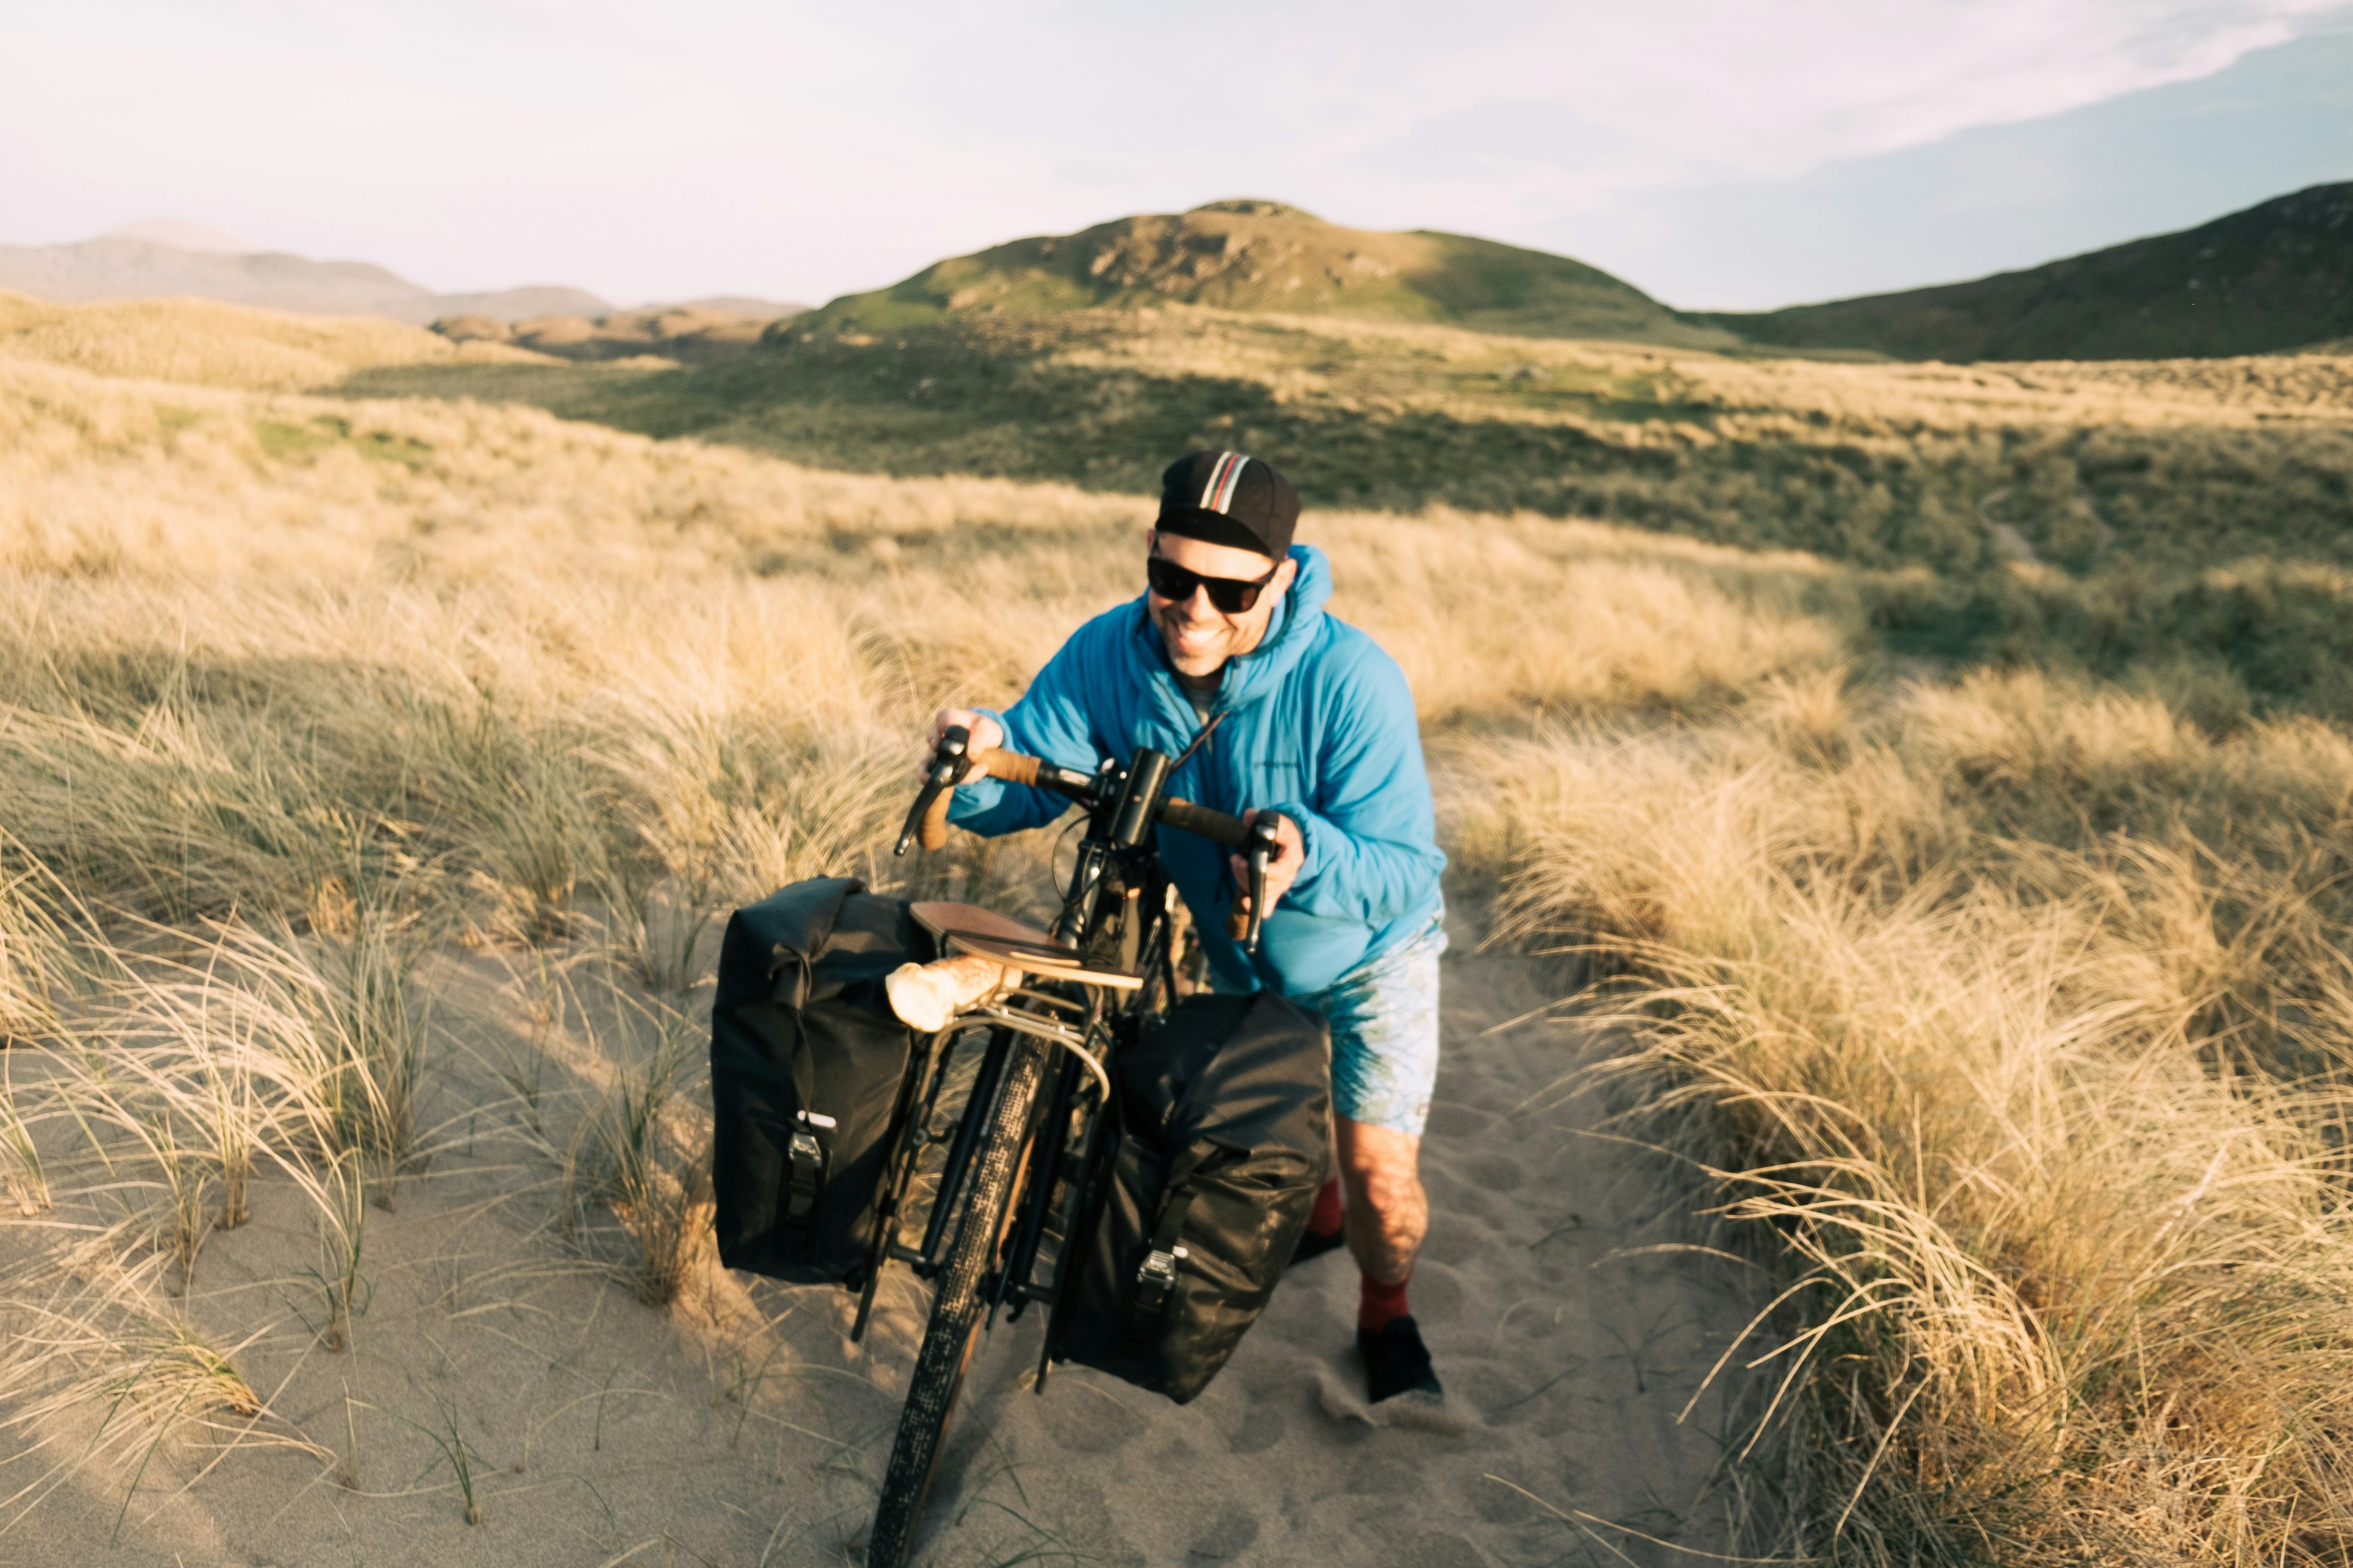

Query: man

[927,449,1449,1403]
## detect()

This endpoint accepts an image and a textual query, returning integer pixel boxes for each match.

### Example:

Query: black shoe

[1357,1315,1443,1403]
[1288,1226,1347,1269]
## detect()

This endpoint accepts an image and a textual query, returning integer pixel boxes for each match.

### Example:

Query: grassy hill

[0,287,546,390]
[335,305,2353,712]
[1700,180,2353,361]
[343,306,2353,579]
[13,282,2350,710]
[807,198,1738,349]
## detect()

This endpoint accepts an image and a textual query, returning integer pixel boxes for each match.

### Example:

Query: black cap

[1155,451,1299,559]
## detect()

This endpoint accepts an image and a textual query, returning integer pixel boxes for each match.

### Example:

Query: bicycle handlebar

[909,746,1046,852]
[898,738,1249,856]
[1157,795,1249,848]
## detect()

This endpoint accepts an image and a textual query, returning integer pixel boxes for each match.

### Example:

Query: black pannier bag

[710,876,932,1286]
[1052,991,1330,1403]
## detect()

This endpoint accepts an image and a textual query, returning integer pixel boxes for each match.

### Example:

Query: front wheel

[865,1034,1048,1567]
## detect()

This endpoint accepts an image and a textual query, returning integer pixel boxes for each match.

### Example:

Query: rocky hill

[1698,181,2353,361]
[805,199,1737,348]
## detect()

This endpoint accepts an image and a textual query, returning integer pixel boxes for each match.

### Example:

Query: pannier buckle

[784,1128,828,1240]
[1120,1245,1184,1350]
[1132,1246,1180,1319]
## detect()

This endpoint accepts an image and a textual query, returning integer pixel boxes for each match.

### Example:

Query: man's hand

[1228,808,1306,920]
[921,708,1005,784]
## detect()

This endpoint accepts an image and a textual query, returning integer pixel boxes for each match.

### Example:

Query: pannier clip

[1132,1247,1179,1320]
[782,1117,829,1246]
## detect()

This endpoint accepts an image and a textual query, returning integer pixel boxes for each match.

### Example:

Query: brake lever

[1227,812,1289,956]
[893,725,970,857]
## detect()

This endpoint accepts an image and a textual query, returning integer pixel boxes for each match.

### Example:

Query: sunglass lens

[1207,579,1259,613]
[1147,555,1264,614]
[1146,556,1196,601]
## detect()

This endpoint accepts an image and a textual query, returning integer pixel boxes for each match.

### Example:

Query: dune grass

[0,346,1867,1525]
[4,300,2353,1561]
[1450,670,2353,1560]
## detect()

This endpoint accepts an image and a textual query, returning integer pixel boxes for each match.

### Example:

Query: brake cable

[1167,709,1227,776]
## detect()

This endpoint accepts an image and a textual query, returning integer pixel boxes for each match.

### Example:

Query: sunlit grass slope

[339,305,2353,584]
[0,288,543,391]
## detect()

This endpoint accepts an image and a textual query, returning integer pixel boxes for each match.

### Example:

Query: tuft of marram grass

[556,992,715,1310]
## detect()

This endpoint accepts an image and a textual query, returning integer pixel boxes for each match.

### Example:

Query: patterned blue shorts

[1224,912,1448,1136]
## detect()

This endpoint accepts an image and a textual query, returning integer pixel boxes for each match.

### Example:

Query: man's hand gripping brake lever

[895,725,971,857]
[1225,809,1296,956]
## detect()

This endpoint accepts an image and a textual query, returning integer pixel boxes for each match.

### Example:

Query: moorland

[1,226,2352,1567]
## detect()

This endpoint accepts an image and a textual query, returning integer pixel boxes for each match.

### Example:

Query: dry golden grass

[1057,306,2353,426]
[5,296,2353,1561]
[0,288,546,392]
[473,304,2353,597]
[1454,670,2353,1560]
[0,338,1853,1528]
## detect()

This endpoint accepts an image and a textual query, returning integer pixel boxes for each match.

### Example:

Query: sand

[4,941,1768,1568]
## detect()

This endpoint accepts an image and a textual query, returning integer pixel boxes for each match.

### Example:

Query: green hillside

[806,198,1738,349]
[340,305,2353,585]
[1700,181,2353,361]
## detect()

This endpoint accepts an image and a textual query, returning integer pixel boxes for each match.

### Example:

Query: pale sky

[4,0,2351,309]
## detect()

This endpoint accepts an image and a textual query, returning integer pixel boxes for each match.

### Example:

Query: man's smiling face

[1144,529,1296,679]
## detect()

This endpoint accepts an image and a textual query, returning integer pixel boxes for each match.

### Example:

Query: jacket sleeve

[945,623,1106,836]
[1265,647,1445,926]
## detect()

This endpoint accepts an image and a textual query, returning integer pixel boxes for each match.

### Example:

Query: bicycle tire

[865,1034,1049,1568]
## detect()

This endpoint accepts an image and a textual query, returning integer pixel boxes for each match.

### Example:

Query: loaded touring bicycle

[709,723,1332,1567]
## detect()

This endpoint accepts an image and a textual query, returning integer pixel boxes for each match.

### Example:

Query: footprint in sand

[1313,1360,1477,1433]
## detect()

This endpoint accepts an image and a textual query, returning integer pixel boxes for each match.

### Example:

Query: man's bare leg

[1335,1117,1425,1284]
[1332,1116,1440,1400]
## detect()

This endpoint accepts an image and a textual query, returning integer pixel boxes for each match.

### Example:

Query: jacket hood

[1127,544,1332,717]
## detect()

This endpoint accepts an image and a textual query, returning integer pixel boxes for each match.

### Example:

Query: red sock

[1308,1178,1344,1237]
[1359,1270,1411,1333]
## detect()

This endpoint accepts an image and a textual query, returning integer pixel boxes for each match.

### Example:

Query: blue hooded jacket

[948,544,1445,996]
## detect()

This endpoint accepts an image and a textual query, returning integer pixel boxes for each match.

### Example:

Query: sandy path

[891,948,1762,1567]
[7,944,1765,1568]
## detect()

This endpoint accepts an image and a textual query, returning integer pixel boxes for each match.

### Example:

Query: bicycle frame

[849,743,1185,1382]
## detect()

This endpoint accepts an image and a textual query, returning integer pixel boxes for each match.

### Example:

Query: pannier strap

[773,947,813,1012]
[781,1127,828,1247]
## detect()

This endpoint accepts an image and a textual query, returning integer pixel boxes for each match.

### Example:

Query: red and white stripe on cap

[1197,451,1250,514]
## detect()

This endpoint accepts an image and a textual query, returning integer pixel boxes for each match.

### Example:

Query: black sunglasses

[1145,553,1281,614]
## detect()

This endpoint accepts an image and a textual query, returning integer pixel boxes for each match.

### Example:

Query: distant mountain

[807,199,1737,349]
[100,219,257,254]
[0,224,609,326]
[1697,181,2353,361]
